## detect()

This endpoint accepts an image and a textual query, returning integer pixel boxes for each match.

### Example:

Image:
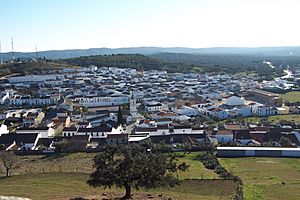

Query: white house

[225,96,245,106]
[16,127,50,138]
[173,126,192,134]
[63,125,124,138]
[171,106,199,117]
[208,108,229,119]
[251,104,278,116]
[0,124,9,136]
[9,95,60,106]
[145,102,166,112]
[8,74,57,84]
[214,130,234,143]
[77,95,128,107]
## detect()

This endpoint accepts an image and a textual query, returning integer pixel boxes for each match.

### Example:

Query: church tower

[130,91,137,114]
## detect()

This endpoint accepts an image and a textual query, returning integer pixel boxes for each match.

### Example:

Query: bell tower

[130,91,137,114]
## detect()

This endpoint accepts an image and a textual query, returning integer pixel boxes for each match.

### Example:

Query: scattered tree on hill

[87,145,189,199]
[259,117,270,126]
[0,151,19,177]
[0,144,6,151]
[279,136,293,147]
[117,106,124,125]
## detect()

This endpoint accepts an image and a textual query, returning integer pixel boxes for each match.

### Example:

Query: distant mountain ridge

[1,46,300,61]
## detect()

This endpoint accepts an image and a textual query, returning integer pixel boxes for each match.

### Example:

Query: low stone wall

[0,196,31,200]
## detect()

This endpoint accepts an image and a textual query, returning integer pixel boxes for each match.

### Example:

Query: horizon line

[1,45,300,54]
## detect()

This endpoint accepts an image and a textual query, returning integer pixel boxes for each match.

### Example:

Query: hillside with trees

[3,46,300,61]
[59,54,190,73]
[0,61,76,77]
[151,53,300,79]
[59,53,296,79]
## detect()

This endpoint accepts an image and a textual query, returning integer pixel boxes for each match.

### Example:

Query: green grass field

[243,114,300,125]
[280,91,300,103]
[0,173,236,200]
[219,157,300,200]
[0,152,237,200]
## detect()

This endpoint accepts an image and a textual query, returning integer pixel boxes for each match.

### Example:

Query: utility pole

[35,44,38,60]
[11,37,15,62]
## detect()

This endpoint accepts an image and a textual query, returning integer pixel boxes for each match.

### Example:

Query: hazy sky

[1,0,300,52]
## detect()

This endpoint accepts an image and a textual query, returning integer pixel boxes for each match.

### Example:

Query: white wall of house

[0,124,9,136]
[16,129,49,138]
[210,110,228,119]
[154,128,171,136]
[252,104,277,116]
[172,106,199,117]
[78,96,128,107]
[8,74,57,83]
[9,95,60,106]
[76,130,108,138]
[145,102,167,112]
[173,128,192,134]
[63,130,77,137]
[238,106,252,117]
[215,135,233,143]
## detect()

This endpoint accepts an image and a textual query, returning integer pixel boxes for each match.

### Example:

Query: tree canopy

[0,151,19,177]
[87,145,189,199]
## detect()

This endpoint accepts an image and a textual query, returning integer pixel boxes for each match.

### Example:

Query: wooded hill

[59,54,190,73]
[0,61,76,77]
[59,53,296,80]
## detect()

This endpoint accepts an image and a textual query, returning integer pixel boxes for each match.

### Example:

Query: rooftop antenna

[11,37,15,62]
[0,40,3,64]
[35,45,38,60]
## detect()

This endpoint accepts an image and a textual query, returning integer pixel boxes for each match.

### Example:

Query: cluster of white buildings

[0,64,298,152]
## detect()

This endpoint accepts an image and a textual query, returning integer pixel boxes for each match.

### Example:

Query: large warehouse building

[217,147,300,158]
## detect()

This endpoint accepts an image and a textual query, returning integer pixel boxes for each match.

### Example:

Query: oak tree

[87,145,188,199]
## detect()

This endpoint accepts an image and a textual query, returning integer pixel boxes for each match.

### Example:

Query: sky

[1,0,300,52]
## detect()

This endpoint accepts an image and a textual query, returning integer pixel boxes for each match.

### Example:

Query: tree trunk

[122,183,131,199]
[6,169,9,177]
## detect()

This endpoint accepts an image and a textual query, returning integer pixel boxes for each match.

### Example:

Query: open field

[280,91,300,103]
[0,152,237,200]
[5,152,217,180]
[219,157,300,200]
[0,173,236,200]
[243,114,300,125]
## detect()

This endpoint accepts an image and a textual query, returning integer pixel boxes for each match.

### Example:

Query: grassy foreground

[220,157,300,200]
[280,91,300,103]
[0,152,237,200]
[0,173,236,200]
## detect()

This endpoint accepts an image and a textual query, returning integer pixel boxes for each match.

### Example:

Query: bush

[197,154,218,170]
[197,153,244,199]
